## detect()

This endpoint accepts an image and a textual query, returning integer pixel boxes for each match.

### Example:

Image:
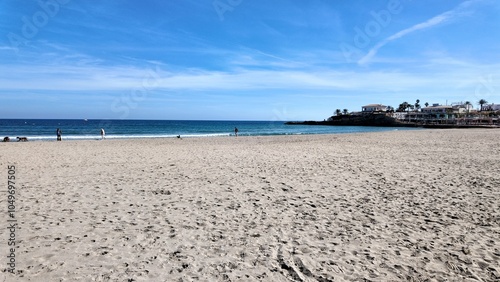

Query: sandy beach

[1,129,499,281]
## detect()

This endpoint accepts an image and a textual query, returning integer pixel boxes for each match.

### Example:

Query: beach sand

[1,129,499,281]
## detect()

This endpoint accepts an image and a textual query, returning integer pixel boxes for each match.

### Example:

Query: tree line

[334,99,492,116]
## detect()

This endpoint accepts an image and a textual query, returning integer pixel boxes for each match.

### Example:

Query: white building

[452,105,467,114]
[484,104,500,111]
[362,104,387,112]
[422,105,453,113]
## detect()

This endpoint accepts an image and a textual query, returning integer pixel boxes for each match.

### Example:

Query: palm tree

[335,109,342,116]
[343,109,349,115]
[398,102,409,112]
[478,99,488,111]
[424,102,429,108]
[415,99,421,111]
[464,101,472,114]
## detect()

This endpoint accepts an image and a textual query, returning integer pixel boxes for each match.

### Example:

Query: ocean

[0,119,418,141]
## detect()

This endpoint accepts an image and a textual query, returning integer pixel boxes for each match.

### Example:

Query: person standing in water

[100,128,105,140]
[56,128,62,141]
[234,127,238,137]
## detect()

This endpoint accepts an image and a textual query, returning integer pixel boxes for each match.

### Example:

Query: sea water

[0,119,418,141]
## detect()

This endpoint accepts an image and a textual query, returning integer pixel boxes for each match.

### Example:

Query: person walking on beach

[234,127,238,137]
[100,128,105,140]
[56,128,62,141]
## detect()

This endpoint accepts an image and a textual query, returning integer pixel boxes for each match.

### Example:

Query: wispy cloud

[1,60,497,93]
[358,0,480,65]
[0,46,18,51]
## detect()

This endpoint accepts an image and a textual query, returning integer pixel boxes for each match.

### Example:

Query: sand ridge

[0,129,499,281]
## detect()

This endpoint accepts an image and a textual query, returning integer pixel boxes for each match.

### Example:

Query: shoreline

[0,119,426,143]
[1,127,423,143]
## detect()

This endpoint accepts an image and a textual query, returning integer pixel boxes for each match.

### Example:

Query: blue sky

[1,0,499,120]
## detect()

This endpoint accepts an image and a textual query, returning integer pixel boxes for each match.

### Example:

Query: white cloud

[358,0,480,65]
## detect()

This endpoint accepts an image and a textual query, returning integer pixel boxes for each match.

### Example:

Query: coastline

[286,112,500,128]
[1,129,499,281]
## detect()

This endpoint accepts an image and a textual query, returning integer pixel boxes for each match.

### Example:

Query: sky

[1,0,499,121]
